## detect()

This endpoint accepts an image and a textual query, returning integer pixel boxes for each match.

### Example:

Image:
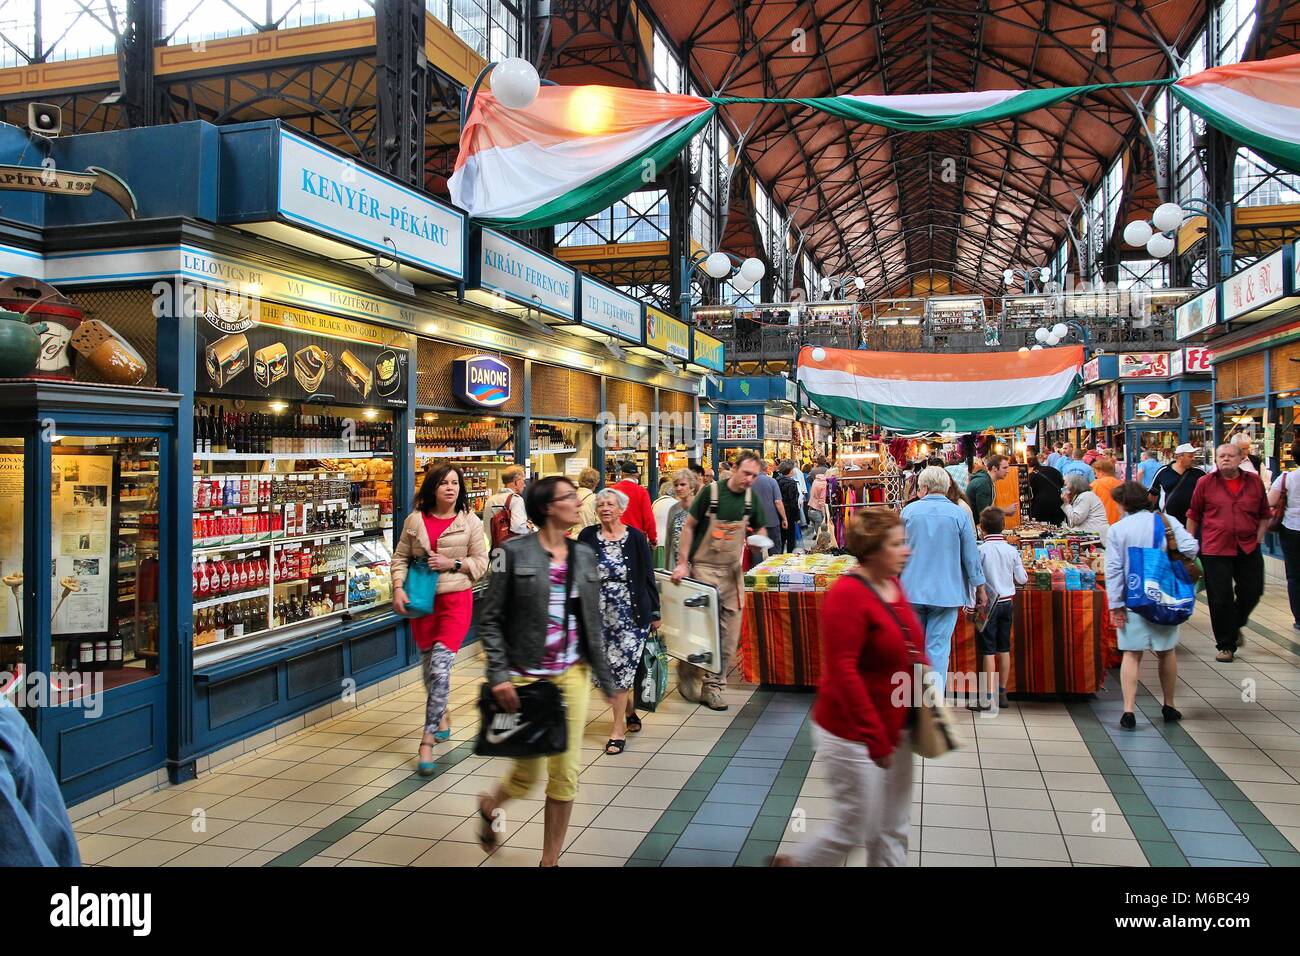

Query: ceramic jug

[0,309,47,377]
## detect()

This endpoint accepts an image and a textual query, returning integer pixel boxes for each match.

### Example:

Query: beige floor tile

[980,769,1045,789]
[1029,741,1092,757]
[979,752,1041,771]
[250,801,333,827]
[205,821,293,850]
[356,808,411,833]
[322,764,392,786]
[287,782,364,804]
[920,851,996,867]
[1050,791,1122,814]
[148,791,231,816]
[162,843,253,867]
[1065,836,1149,866]
[238,778,313,800]
[975,737,1035,754]
[75,833,138,865]
[348,834,435,865]
[610,786,678,811]
[300,856,340,867]
[1042,772,1110,793]
[384,812,467,841]
[1057,811,1134,840]
[557,851,628,866]
[1218,763,1297,784]
[993,830,1070,862]
[274,763,340,783]
[566,827,646,858]
[1234,781,1300,804]
[642,752,706,772]
[204,795,280,821]
[410,841,487,867]
[1277,826,1300,851]
[501,821,582,852]
[302,805,352,829]
[921,784,987,807]
[656,737,717,756]
[921,803,990,830]
[1035,755,1100,774]
[349,750,416,770]
[186,774,260,797]
[588,805,662,832]
[100,839,194,867]
[98,811,190,839]
[224,757,300,778]
[228,849,278,867]
[258,826,320,853]
[480,845,545,867]
[985,787,1054,810]
[921,766,984,787]
[987,807,1060,833]
[1257,802,1300,828]
[997,856,1072,867]
[921,825,993,856]
[150,816,240,844]
[572,783,622,806]
[318,829,380,858]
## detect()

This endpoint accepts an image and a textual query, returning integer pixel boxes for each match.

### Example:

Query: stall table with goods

[740,535,1120,693]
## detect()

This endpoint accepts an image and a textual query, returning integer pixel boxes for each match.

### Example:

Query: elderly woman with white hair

[1061,471,1111,545]
[900,465,988,695]
[578,486,660,754]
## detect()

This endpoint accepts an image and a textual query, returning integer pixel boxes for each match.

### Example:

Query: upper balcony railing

[694,289,1198,369]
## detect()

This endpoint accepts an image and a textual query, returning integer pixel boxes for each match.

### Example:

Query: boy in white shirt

[972,507,1027,711]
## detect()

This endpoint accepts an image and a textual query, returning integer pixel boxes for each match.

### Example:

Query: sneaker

[1119,712,1137,730]
[1161,704,1182,723]
[702,686,729,711]
[1215,649,1235,663]
[967,699,991,712]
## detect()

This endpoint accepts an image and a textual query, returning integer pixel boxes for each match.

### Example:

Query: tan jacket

[574,487,599,536]
[391,509,489,594]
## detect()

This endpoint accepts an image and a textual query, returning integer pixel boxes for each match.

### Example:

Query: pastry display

[71,318,148,386]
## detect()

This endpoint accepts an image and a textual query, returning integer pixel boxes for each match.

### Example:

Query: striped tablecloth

[741,588,1119,693]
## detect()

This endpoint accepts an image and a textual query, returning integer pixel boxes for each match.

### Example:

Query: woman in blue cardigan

[579,487,661,755]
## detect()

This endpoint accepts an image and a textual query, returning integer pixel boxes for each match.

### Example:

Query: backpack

[489,492,521,547]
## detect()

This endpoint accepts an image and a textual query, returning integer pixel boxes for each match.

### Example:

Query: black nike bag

[474,679,568,758]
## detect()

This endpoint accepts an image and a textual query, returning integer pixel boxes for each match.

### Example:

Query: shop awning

[796,345,1084,432]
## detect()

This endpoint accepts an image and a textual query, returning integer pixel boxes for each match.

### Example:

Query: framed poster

[50,453,114,636]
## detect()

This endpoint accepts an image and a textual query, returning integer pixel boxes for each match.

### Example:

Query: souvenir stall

[742,346,1108,692]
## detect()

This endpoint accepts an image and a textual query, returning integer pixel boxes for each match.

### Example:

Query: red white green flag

[448,85,715,229]
[796,346,1084,432]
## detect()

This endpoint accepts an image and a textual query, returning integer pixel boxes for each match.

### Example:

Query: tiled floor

[74,582,1300,867]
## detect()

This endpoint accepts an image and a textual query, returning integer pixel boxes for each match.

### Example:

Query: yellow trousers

[500,662,591,802]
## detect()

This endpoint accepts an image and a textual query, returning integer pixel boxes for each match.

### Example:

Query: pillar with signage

[1121,349,1211,474]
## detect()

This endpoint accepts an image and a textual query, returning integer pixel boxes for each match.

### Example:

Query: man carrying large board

[670,451,767,711]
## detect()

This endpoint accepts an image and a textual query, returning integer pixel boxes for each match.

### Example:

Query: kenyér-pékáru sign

[278,128,464,280]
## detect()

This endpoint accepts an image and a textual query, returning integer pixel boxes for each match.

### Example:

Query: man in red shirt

[612,461,657,546]
[1187,443,1270,663]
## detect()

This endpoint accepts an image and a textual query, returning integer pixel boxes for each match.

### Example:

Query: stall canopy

[796,346,1084,432]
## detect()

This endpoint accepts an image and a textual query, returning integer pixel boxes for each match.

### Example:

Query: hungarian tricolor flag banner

[1171,52,1300,177]
[449,86,715,229]
[798,88,1112,130]
[796,346,1085,432]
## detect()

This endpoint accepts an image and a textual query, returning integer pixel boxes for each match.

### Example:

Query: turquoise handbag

[399,558,439,618]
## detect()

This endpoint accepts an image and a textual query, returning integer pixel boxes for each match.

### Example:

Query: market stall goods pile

[745,552,857,592]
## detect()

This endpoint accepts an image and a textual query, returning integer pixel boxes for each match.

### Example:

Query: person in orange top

[1091,457,1123,524]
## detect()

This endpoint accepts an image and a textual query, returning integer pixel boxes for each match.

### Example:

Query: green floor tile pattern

[627,690,817,866]
[1066,684,1300,867]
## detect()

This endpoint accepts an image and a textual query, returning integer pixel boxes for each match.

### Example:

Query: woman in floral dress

[578,488,660,755]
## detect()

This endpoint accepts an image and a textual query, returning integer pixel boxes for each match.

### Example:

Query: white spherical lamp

[1052,323,1068,340]
[1045,333,1060,346]
[1123,219,1153,248]
[1003,269,1015,286]
[1018,346,1029,352]
[811,348,827,362]
[703,252,732,279]
[489,58,541,110]
[1151,202,1185,234]
[1146,232,1176,258]
[739,257,766,284]
[1038,267,1053,285]
[1034,327,1050,343]
[1031,344,1044,350]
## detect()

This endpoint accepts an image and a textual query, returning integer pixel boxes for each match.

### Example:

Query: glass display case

[604,421,651,485]
[531,420,593,481]
[414,412,516,515]
[191,397,396,659]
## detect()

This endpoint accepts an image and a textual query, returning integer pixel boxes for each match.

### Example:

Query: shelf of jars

[190,398,395,654]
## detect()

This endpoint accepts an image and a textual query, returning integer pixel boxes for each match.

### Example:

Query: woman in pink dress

[392,465,489,774]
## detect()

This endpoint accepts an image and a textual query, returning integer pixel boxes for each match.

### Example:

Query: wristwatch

[453,559,463,573]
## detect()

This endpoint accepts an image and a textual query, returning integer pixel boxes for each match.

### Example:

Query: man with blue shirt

[1,698,80,866]
[1060,446,1095,483]
[1136,449,1164,488]
[901,466,988,698]
[1047,442,1070,471]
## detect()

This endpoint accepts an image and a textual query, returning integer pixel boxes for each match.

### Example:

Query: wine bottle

[231,600,245,638]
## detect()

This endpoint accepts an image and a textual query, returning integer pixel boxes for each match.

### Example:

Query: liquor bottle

[108,637,124,669]
[231,600,245,638]
[214,603,226,642]
[93,639,108,669]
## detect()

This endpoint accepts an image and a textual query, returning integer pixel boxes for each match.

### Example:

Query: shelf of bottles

[414,414,516,514]
[115,448,162,668]
[191,398,395,652]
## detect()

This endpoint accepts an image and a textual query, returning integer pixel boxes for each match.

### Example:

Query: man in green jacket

[967,454,1017,519]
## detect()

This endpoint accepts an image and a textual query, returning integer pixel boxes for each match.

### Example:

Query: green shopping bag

[634,635,670,712]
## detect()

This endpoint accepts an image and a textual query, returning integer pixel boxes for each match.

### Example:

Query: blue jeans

[910,604,960,696]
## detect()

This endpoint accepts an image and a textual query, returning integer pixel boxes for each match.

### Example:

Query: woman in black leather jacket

[476,475,617,867]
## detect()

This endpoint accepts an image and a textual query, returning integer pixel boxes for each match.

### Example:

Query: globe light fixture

[1151,202,1186,233]
[489,58,541,109]
[1122,219,1153,248]
[1018,346,1029,352]
[1034,327,1050,343]
[811,347,827,362]
[739,257,766,284]
[1038,267,1052,285]
[703,252,733,279]
[1003,268,1016,286]
[1146,232,1176,258]
[1031,344,1044,350]
[1052,323,1068,340]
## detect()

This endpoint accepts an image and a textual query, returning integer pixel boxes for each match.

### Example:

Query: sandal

[605,738,626,755]
[433,722,451,743]
[476,795,498,849]
[417,742,437,776]
[625,713,642,733]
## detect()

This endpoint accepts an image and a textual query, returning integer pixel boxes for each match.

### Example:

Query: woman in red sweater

[774,507,926,867]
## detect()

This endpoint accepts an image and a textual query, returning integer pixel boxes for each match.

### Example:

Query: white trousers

[796,722,913,867]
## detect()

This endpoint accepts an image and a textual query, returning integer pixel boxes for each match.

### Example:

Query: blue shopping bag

[1125,513,1195,626]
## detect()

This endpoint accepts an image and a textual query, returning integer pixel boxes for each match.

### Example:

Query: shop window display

[50,436,161,694]
[414,412,516,514]
[190,398,395,658]
[0,440,24,691]
[531,420,593,481]
[604,420,651,485]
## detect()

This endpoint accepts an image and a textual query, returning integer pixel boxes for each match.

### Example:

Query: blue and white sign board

[452,354,512,408]
[278,128,465,280]
[478,230,575,319]
[579,276,643,344]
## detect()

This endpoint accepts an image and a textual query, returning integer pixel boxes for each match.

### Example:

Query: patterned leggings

[420,643,455,737]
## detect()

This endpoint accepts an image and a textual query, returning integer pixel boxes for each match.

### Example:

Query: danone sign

[645,306,690,359]
[278,128,465,280]
[452,354,512,408]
